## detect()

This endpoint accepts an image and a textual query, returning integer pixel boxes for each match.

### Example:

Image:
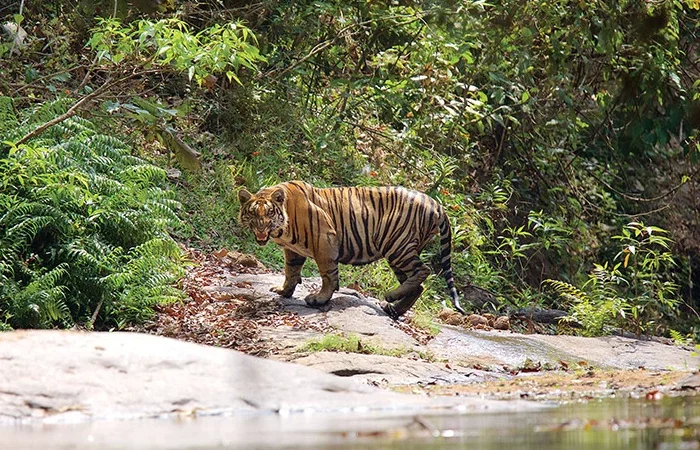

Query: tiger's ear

[271,188,285,204]
[238,188,252,204]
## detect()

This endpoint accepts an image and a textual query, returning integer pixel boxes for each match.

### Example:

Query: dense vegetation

[0,97,183,329]
[0,0,698,340]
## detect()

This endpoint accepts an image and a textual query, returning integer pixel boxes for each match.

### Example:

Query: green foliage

[3,0,699,339]
[340,260,396,301]
[545,265,628,336]
[0,97,184,330]
[612,222,681,332]
[301,333,420,358]
[545,222,681,336]
[88,17,265,86]
[669,329,693,347]
[408,309,441,337]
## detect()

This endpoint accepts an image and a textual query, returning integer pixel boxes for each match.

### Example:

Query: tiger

[237,180,466,318]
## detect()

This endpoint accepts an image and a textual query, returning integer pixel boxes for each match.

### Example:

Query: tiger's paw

[380,301,401,320]
[304,292,331,307]
[270,286,294,298]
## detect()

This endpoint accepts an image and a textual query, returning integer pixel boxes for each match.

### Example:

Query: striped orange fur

[238,180,465,317]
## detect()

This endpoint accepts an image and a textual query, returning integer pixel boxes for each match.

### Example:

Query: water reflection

[339,396,700,450]
[2,395,698,449]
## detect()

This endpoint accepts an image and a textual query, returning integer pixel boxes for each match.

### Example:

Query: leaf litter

[145,248,331,356]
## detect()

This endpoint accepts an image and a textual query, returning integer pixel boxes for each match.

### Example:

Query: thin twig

[584,163,700,204]
[264,14,421,81]
[15,69,159,146]
[90,297,104,325]
[12,65,85,95]
[75,55,99,94]
[268,38,339,80]
[14,79,114,146]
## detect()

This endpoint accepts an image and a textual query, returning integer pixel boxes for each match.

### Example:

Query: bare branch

[14,79,114,146]
[14,69,160,146]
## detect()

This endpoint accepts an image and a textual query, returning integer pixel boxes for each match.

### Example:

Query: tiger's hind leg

[382,286,423,319]
[381,254,430,318]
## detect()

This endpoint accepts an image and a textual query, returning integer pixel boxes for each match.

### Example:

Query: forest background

[0,0,699,341]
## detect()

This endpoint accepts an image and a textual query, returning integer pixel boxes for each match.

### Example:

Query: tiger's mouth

[254,230,269,245]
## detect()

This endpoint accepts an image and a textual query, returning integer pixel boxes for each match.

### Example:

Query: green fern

[0,96,17,138]
[0,96,185,330]
[542,279,589,305]
[544,265,627,336]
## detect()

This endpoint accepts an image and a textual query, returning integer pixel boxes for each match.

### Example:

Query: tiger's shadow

[230,273,397,321]
[273,287,388,318]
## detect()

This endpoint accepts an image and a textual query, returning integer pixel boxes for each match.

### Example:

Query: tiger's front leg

[304,232,340,307]
[271,249,306,298]
[304,258,339,307]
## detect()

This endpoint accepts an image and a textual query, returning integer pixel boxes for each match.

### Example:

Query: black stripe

[348,193,364,262]
[336,190,347,258]
[288,255,306,266]
[378,191,398,246]
[361,191,373,258]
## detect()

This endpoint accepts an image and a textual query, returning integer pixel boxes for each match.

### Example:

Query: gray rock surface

[208,274,421,351]
[427,327,699,371]
[213,274,700,378]
[2,272,697,428]
[292,351,498,386]
[0,330,522,424]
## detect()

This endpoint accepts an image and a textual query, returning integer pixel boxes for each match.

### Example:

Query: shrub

[545,222,681,336]
[0,97,184,330]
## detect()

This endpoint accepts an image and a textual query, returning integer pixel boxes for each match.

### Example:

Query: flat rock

[428,327,700,371]
[210,274,420,350]
[526,334,697,370]
[292,352,497,386]
[675,371,700,390]
[210,273,700,375]
[0,330,471,423]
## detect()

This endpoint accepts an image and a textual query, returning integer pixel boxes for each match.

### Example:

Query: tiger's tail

[438,211,466,315]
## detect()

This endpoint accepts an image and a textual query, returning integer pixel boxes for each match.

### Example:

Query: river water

[3,394,698,449]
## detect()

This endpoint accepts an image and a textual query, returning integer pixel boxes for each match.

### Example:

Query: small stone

[437,309,462,325]
[236,254,261,268]
[494,316,510,330]
[166,168,182,179]
[466,314,490,328]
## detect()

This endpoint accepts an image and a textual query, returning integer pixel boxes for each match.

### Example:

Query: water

[2,395,698,449]
[407,396,700,450]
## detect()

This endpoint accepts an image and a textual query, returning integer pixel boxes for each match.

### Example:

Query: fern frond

[88,173,124,195]
[0,96,18,139]
[20,98,73,126]
[543,279,589,303]
[5,215,54,246]
[118,164,167,185]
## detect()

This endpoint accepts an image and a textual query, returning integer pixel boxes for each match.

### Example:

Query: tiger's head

[238,187,287,246]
